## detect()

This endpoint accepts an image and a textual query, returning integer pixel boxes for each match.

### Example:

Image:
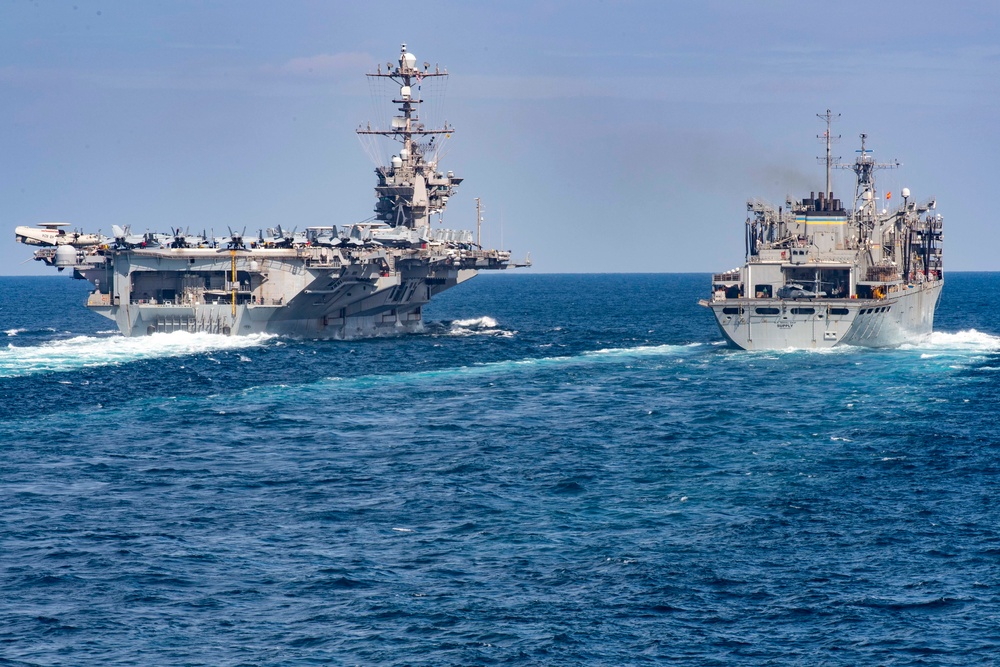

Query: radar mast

[816,109,840,200]
[357,44,460,233]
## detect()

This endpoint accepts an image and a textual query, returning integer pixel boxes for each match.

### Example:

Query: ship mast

[837,133,899,243]
[357,44,461,233]
[357,44,451,149]
[475,197,482,248]
[816,109,840,199]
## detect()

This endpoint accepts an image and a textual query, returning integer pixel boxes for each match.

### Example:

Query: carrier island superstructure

[700,111,943,350]
[15,44,527,337]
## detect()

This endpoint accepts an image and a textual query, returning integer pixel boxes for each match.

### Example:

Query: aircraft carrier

[700,111,943,350]
[15,43,527,338]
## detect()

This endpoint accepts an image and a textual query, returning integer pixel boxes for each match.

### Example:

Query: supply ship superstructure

[15,44,527,337]
[701,111,943,350]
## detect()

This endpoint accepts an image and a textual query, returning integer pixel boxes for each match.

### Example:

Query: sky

[2,0,999,275]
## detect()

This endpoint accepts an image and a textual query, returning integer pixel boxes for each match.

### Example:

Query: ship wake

[422,316,516,338]
[0,332,275,378]
[903,329,1000,354]
[315,342,702,391]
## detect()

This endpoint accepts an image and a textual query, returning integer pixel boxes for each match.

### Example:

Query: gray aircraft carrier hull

[76,246,490,338]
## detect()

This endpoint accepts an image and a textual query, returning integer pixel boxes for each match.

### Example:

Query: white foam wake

[902,329,1000,354]
[0,332,274,378]
[446,316,515,338]
[583,343,703,359]
[452,316,498,328]
[308,342,701,392]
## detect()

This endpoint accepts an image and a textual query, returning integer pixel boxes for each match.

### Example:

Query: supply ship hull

[705,277,941,350]
[701,111,943,350]
[16,43,527,338]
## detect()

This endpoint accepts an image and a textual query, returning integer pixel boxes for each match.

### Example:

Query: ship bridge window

[755,307,780,315]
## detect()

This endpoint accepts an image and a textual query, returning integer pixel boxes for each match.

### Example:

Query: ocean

[1,272,998,665]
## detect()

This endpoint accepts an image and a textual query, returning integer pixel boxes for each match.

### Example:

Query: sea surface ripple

[1,273,999,665]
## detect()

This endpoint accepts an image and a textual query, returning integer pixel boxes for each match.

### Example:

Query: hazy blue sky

[3,0,999,275]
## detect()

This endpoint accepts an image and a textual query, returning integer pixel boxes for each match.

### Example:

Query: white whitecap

[446,315,515,338]
[452,316,498,328]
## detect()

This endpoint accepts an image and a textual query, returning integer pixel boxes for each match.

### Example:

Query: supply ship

[15,44,527,337]
[700,111,943,350]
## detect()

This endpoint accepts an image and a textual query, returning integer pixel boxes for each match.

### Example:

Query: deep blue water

[1,272,999,665]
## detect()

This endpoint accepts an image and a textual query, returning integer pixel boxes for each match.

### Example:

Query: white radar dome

[401,52,417,70]
[54,244,77,267]
[400,86,411,100]
[901,187,911,199]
